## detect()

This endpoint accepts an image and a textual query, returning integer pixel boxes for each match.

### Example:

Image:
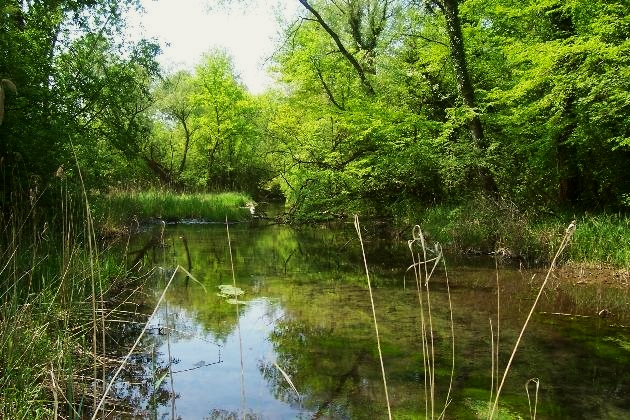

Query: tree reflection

[260,314,396,418]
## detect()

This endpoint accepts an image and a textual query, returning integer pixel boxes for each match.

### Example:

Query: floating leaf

[217,284,245,298]
[225,298,248,305]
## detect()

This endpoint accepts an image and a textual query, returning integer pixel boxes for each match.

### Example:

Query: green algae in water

[464,398,524,419]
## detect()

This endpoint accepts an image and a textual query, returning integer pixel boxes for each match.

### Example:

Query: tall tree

[416,0,498,193]
[295,0,394,96]
[0,0,153,196]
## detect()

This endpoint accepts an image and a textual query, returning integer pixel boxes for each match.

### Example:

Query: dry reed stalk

[526,378,539,420]
[438,244,455,419]
[165,300,177,418]
[71,143,101,415]
[226,217,247,415]
[90,265,183,419]
[354,215,392,420]
[489,220,576,419]
[408,225,454,419]
[488,257,501,416]
[273,361,301,398]
[49,364,60,419]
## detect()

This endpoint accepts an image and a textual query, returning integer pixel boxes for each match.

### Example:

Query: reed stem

[354,215,392,420]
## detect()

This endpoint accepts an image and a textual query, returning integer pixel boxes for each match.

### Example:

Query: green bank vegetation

[415,196,630,269]
[0,185,150,418]
[98,190,254,226]
[3,0,630,242]
[4,0,629,261]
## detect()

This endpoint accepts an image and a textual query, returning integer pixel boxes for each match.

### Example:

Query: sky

[127,0,300,93]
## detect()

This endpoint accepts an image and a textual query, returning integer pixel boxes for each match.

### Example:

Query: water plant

[0,177,151,417]
[97,189,254,225]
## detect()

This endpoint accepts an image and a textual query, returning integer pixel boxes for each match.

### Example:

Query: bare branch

[297,0,375,95]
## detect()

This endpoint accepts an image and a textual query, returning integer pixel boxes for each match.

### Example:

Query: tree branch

[312,58,345,110]
[297,0,375,95]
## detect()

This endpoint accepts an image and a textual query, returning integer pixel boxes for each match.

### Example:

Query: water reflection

[121,222,630,419]
[147,298,303,419]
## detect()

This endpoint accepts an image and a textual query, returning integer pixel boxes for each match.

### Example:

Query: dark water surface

[124,221,630,419]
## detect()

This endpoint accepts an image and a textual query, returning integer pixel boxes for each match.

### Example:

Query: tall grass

[0,178,146,418]
[416,196,630,269]
[565,213,630,267]
[97,190,254,226]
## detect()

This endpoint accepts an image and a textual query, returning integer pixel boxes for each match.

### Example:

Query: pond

[121,219,630,419]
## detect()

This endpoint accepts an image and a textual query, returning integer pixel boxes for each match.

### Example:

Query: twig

[354,215,392,420]
[489,221,576,418]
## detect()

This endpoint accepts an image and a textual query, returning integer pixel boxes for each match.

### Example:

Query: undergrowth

[0,179,147,418]
[96,189,254,226]
[413,196,630,268]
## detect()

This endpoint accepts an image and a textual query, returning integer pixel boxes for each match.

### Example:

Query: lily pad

[225,298,249,305]
[217,284,245,298]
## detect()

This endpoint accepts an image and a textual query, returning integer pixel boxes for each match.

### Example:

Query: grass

[412,196,630,269]
[565,213,630,267]
[96,189,254,226]
[0,180,150,418]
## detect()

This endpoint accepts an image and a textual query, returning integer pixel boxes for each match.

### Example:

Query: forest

[1,0,630,417]
[2,0,629,222]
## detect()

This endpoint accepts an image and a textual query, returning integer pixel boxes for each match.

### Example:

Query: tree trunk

[442,0,484,147]
[298,0,375,95]
[442,0,498,194]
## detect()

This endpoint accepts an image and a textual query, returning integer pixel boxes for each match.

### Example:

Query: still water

[124,221,630,419]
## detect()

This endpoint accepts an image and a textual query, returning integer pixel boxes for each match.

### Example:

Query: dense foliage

[263,0,630,220]
[2,0,630,218]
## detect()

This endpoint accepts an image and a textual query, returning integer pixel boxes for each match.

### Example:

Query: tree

[0,0,154,197]
[146,70,202,187]
[53,33,160,188]
[468,0,630,208]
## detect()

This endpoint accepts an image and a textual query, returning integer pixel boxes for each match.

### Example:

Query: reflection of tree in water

[260,317,386,419]
[97,301,177,417]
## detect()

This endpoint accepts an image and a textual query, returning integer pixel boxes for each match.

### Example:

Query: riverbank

[95,190,255,234]
[99,191,630,272]
[0,190,158,418]
[401,196,630,271]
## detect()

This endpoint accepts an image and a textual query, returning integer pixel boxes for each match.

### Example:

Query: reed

[406,224,455,419]
[0,173,149,417]
[354,215,393,420]
[418,198,630,268]
[488,220,576,419]
[98,189,254,225]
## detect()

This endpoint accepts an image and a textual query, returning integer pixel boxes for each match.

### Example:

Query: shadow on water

[114,221,630,419]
